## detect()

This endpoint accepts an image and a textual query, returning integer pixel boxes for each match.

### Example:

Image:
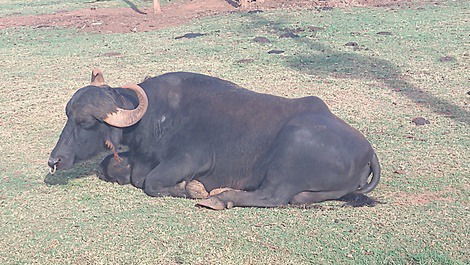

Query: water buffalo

[48,69,380,210]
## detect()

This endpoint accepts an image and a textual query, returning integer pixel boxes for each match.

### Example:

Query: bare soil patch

[392,190,455,206]
[0,0,415,34]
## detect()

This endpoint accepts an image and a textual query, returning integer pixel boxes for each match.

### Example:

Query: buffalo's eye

[77,118,98,129]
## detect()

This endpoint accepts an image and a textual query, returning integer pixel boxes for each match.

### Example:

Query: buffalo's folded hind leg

[143,154,207,198]
[185,180,235,199]
[289,190,350,205]
[197,189,290,210]
[185,180,209,199]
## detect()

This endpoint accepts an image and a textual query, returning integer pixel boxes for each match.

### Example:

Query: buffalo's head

[47,69,148,172]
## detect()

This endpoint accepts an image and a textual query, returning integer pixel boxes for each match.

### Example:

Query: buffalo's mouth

[47,157,60,173]
[47,156,74,173]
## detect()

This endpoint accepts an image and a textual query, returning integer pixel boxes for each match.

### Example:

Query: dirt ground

[0,0,414,33]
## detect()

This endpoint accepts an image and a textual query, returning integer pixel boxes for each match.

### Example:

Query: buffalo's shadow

[44,159,101,186]
[241,14,469,125]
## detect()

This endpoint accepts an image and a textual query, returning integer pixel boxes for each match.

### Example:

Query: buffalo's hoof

[209,187,233,196]
[196,197,227,210]
[186,180,209,199]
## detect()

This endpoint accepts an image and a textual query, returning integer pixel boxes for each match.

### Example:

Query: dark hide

[49,72,380,209]
[48,85,137,170]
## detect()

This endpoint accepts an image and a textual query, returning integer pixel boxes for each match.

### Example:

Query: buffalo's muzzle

[48,157,61,174]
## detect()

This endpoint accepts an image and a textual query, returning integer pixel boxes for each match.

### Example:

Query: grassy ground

[0,0,469,264]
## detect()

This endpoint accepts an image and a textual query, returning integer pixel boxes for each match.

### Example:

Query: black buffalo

[48,69,380,209]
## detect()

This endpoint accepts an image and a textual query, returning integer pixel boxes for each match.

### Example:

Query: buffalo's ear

[91,68,105,86]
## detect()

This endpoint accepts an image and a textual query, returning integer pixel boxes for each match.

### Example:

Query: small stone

[439,56,456,62]
[345,42,358,47]
[268,50,284,54]
[411,117,430,126]
[248,9,263,14]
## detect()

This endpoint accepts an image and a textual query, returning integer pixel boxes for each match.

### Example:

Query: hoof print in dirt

[439,56,456,62]
[411,117,430,126]
[175,33,206,40]
[268,49,284,54]
[236,59,255,64]
[252,36,271,43]
[279,32,300,38]
[377,31,393,36]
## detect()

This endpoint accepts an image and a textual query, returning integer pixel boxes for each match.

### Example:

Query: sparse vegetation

[0,0,468,264]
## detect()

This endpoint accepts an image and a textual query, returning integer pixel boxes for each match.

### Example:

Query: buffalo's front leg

[99,152,131,185]
[130,159,156,189]
[143,155,201,198]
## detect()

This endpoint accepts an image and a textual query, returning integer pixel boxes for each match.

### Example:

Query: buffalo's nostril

[48,157,61,168]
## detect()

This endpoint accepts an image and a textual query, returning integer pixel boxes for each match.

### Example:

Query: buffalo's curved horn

[103,84,148,127]
[91,68,106,86]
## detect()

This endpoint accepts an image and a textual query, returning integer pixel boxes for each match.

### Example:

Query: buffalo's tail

[356,151,381,194]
